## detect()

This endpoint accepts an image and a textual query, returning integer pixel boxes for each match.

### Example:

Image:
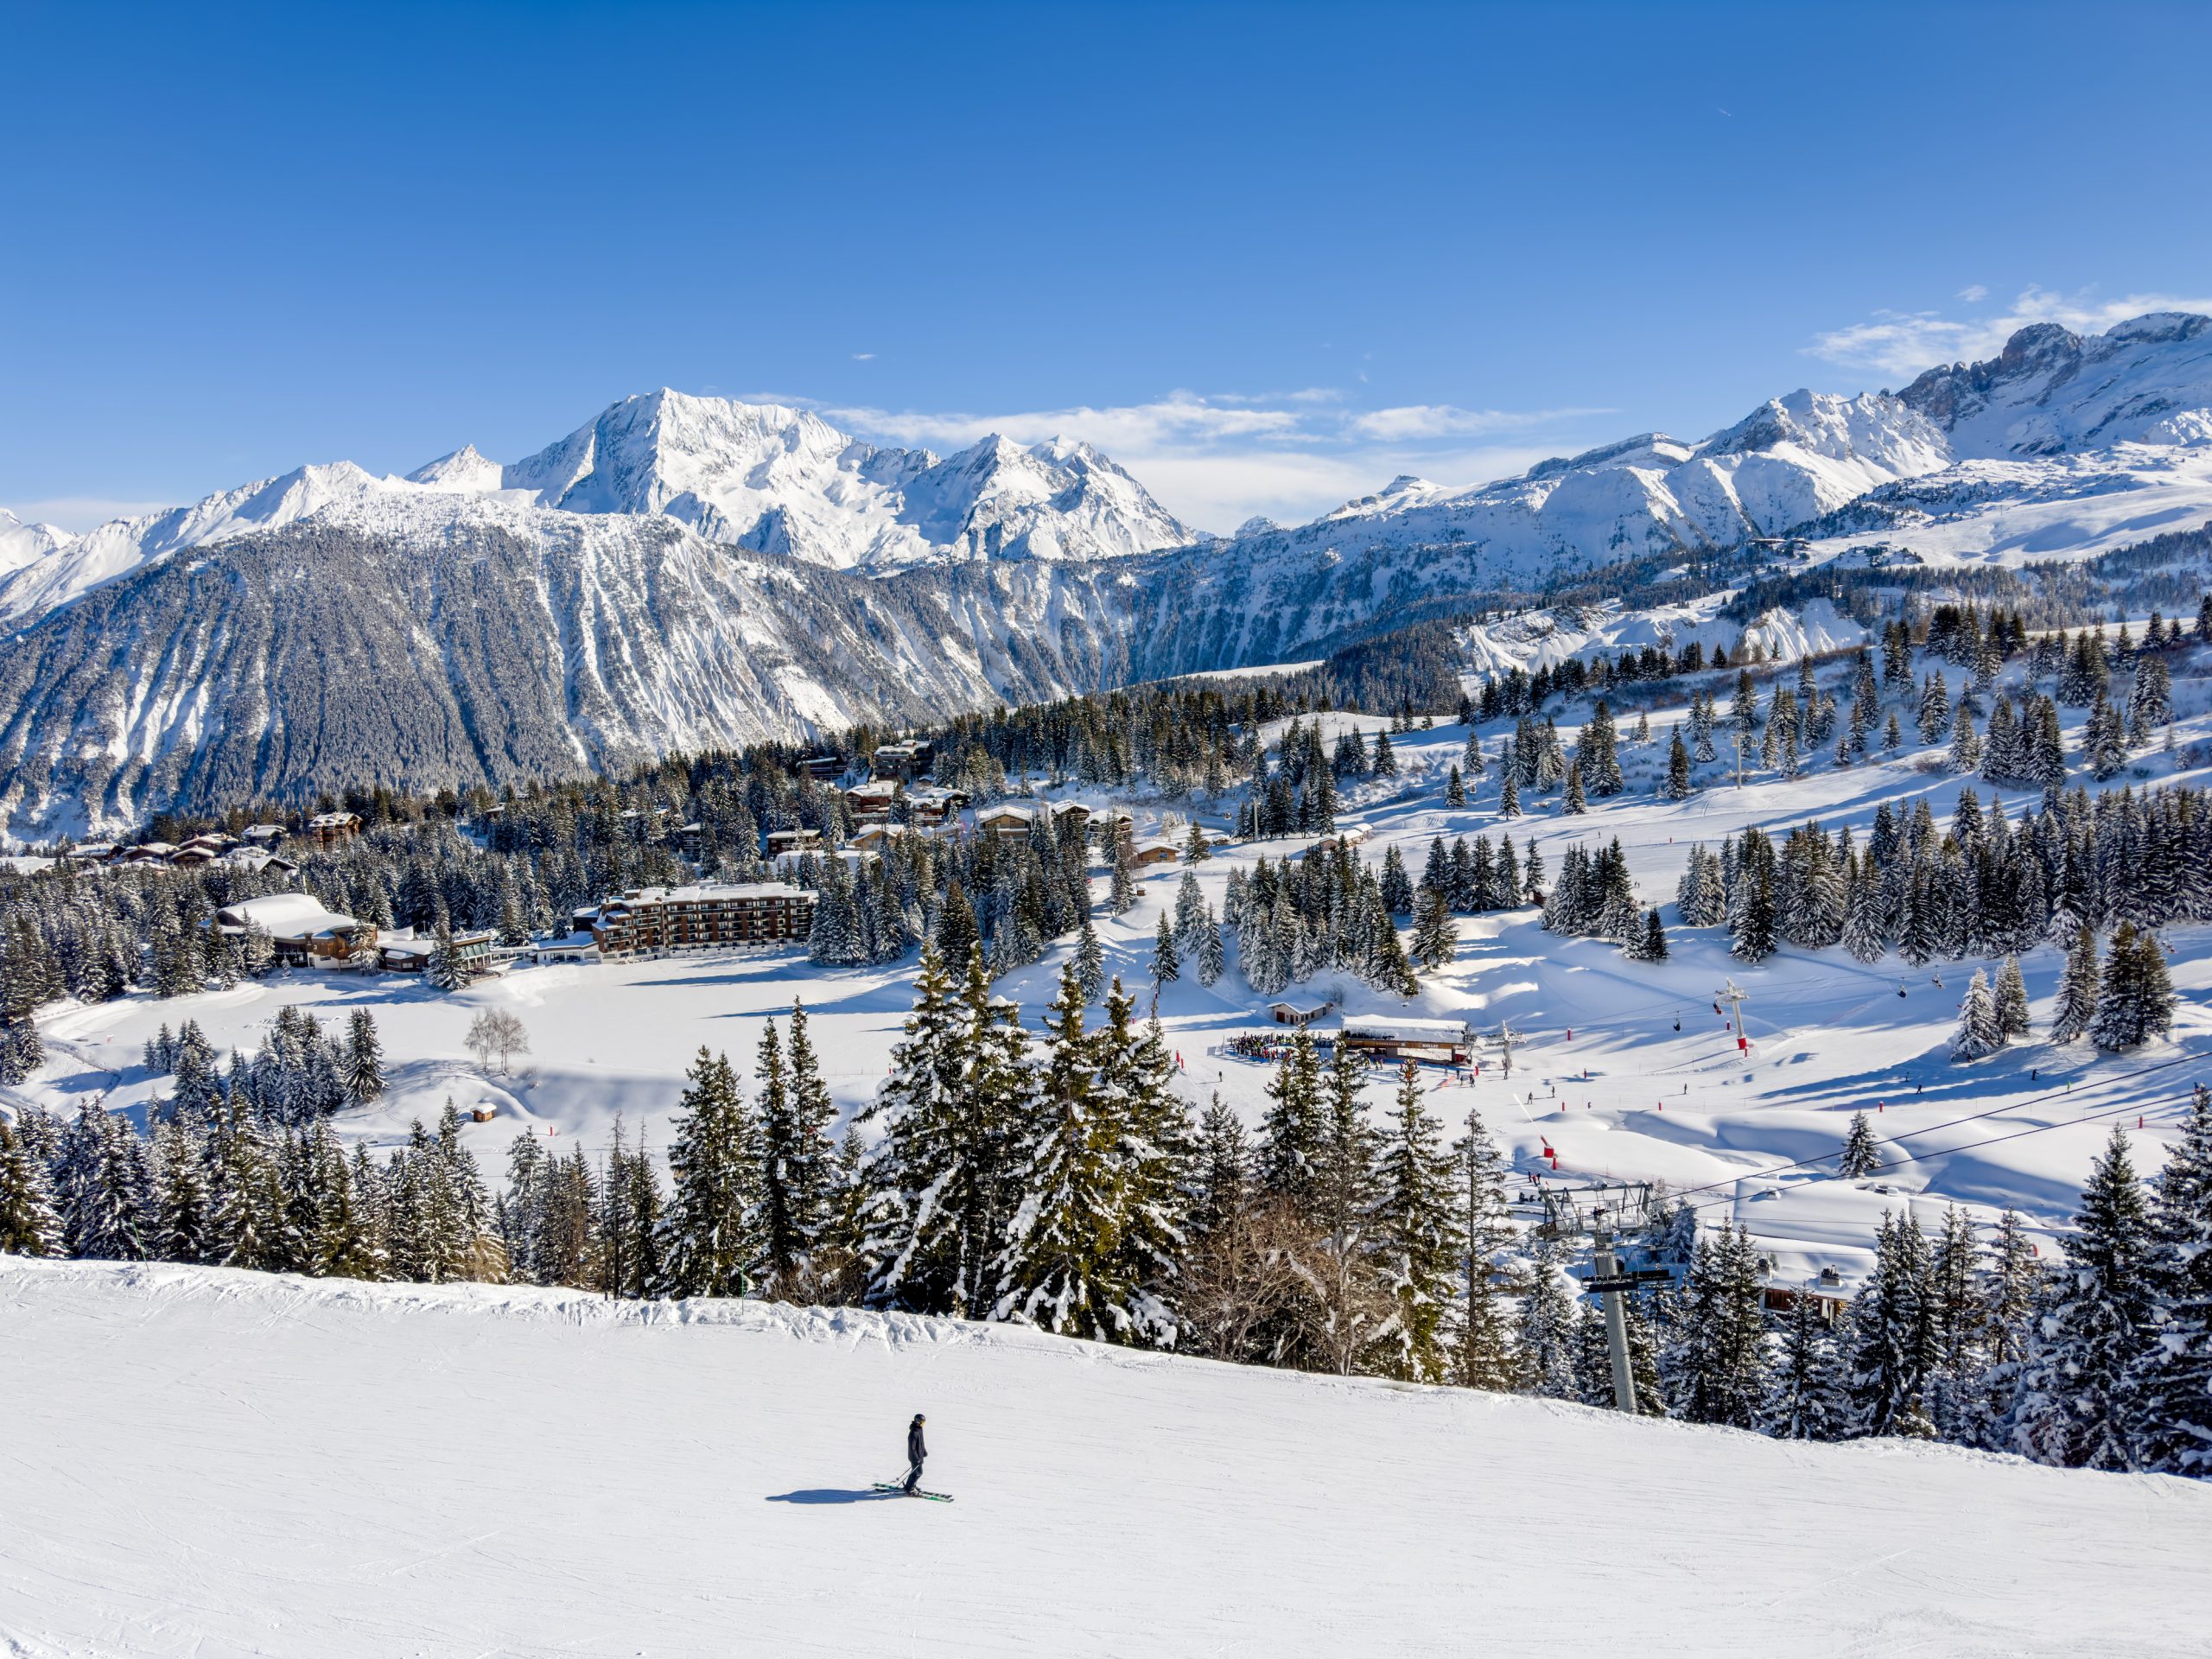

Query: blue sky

[5,0,2210,534]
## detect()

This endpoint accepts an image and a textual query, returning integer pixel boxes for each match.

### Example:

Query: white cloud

[850,353,875,361]
[1807,285,2212,383]
[788,391,1605,533]
[1956,284,1989,303]
[1348,404,1615,442]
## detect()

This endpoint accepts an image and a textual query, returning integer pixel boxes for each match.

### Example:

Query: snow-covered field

[15,698,2212,1282]
[4,1256,2207,1659]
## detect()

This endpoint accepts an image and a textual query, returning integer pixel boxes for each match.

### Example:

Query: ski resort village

[10,8,2212,1650]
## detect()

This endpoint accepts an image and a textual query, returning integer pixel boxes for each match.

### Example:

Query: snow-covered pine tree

[1108,836,1139,916]
[1151,911,1180,986]
[1370,1062,1461,1382]
[1848,1209,1938,1439]
[1837,1111,1881,1179]
[1257,1027,1325,1211]
[1951,969,2001,1060]
[658,1047,760,1299]
[426,917,468,992]
[343,1008,385,1104]
[1762,1287,1851,1440]
[1517,1234,1580,1399]
[1076,912,1106,1002]
[1450,1103,1516,1390]
[991,961,1128,1340]
[2050,925,2099,1043]
[1925,1205,1987,1439]
[2010,1128,2159,1469]
[2088,921,2177,1049]
[2133,1084,2212,1474]
[0,1109,64,1255]
[1669,1224,1767,1428]
[1663,729,1693,799]
[1993,956,2031,1041]
[1410,885,1457,973]
[150,1117,213,1264]
[1195,905,1225,987]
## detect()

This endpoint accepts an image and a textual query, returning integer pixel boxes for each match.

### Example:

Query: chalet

[869,740,932,779]
[1762,1266,1850,1323]
[168,845,218,868]
[845,781,902,821]
[60,843,116,866]
[765,828,824,857]
[121,842,178,866]
[1337,1017,1472,1065]
[307,811,363,846]
[213,893,374,966]
[850,824,910,854]
[1130,839,1182,868]
[240,824,286,848]
[799,755,843,782]
[219,848,298,876]
[975,805,1036,842]
[584,881,818,957]
[1268,1000,1332,1028]
[904,786,968,826]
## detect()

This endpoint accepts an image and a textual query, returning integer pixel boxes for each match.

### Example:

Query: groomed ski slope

[3,1259,2206,1659]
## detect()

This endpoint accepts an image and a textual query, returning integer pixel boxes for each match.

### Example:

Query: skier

[902,1412,927,1494]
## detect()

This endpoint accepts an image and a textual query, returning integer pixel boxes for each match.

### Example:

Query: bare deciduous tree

[465,1008,530,1076]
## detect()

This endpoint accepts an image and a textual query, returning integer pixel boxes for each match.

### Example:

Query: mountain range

[3,313,2209,838]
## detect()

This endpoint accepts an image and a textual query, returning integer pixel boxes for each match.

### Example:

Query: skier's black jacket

[908,1418,927,1464]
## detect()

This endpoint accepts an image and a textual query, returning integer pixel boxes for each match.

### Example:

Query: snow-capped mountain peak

[1897,311,2212,457]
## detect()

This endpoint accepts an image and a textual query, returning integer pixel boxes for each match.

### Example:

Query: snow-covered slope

[1450,594,1869,679]
[3,1258,2202,1659]
[1898,311,2212,458]
[1796,442,2212,569]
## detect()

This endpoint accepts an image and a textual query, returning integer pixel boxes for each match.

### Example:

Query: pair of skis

[871,1482,954,1503]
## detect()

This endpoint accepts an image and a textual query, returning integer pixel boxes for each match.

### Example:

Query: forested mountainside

[0,505,1155,837]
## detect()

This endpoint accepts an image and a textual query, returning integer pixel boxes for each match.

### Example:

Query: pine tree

[426,917,468,992]
[1445,764,1466,809]
[1075,912,1106,1002]
[1993,956,2032,1041]
[992,961,1126,1338]
[1410,885,1457,973]
[1370,1063,1462,1382]
[1671,1225,1767,1427]
[1951,969,2000,1060]
[1257,1028,1325,1210]
[1849,1209,1938,1438]
[1195,905,1225,988]
[0,1109,64,1255]
[1151,911,1180,986]
[1762,1289,1851,1440]
[2133,1084,2212,1473]
[1449,1104,1516,1390]
[1518,1235,1580,1398]
[343,1008,385,1104]
[658,1047,760,1299]
[2089,921,2177,1049]
[2011,1129,2159,1469]
[2050,925,2099,1044]
[1663,729,1693,799]
[150,1117,213,1263]
[1838,1111,1882,1178]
